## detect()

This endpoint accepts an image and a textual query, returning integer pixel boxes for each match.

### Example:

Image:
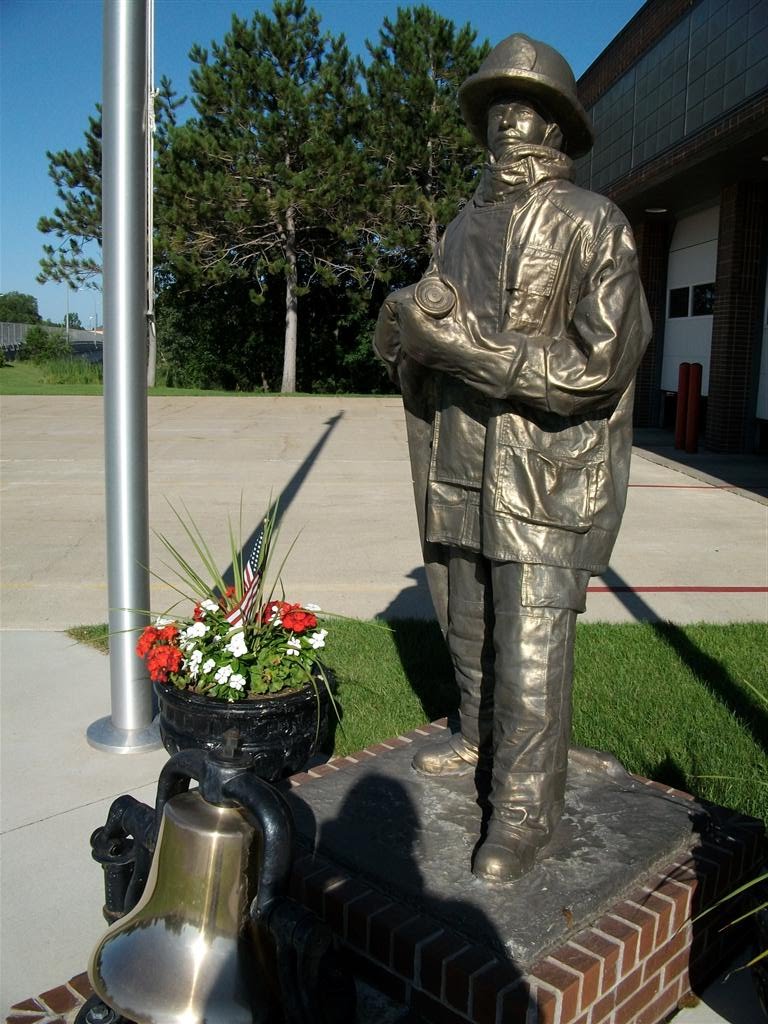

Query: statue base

[283,721,764,1024]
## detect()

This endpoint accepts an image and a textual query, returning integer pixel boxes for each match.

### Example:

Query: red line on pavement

[588,585,768,593]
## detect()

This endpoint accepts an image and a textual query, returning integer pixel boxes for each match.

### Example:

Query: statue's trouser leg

[475,558,589,880]
[412,549,495,775]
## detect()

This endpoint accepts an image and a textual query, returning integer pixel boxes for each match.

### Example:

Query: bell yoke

[374,34,651,881]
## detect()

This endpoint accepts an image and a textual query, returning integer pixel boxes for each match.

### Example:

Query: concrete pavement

[1,395,766,1018]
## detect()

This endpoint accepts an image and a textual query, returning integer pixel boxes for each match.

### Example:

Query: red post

[674,362,690,450]
[685,362,703,454]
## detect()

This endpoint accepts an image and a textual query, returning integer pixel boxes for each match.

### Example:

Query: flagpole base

[87,715,162,753]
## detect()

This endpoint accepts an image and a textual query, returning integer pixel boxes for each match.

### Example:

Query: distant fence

[0,322,104,363]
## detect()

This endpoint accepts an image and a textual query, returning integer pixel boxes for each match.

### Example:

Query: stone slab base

[284,721,765,1024]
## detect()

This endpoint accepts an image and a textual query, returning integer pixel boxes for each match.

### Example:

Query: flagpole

[87,0,161,752]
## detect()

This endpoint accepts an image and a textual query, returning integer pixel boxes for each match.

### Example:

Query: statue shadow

[600,567,768,757]
[375,567,459,726]
[290,773,540,1021]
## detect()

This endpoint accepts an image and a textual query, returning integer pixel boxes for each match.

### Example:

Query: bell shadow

[221,412,345,589]
[289,773,539,1019]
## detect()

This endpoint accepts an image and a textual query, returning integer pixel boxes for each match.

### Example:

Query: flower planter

[154,680,330,782]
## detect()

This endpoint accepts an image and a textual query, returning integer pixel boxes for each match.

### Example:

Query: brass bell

[89,787,270,1024]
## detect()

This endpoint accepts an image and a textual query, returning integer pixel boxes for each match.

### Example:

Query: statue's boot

[473,581,578,882]
[413,551,495,776]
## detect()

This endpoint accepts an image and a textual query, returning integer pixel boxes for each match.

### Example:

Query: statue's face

[486,95,558,160]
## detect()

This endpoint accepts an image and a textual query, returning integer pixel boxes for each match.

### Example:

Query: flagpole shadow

[221,412,345,589]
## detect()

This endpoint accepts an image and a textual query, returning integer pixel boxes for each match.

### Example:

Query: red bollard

[674,362,690,450]
[685,362,702,454]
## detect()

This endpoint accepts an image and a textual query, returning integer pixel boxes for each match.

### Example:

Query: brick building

[575,0,768,452]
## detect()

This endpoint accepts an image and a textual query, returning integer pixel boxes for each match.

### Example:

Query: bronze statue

[374,34,651,882]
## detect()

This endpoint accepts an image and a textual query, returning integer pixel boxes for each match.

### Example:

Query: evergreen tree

[36,78,185,291]
[155,0,370,393]
[364,7,489,281]
[37,107,102,288]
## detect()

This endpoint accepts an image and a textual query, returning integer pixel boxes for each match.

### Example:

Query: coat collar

[474,144,573,206]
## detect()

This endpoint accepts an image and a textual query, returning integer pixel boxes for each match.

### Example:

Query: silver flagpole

[88,0,160,752]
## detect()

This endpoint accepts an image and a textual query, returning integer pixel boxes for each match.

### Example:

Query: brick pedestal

[286,724,764,1024]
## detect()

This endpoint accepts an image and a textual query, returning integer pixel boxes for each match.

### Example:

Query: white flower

[286,637,301,657]
[155,616,173,626]
[214,665,233,685]
[225,632,248,658]
[201,599,218,613]
[186,649,204,678]
[229,673,246,691]
[307,629,328,650]
[304,603,321,612]
[184,621,208,639]
[202,658,216,674]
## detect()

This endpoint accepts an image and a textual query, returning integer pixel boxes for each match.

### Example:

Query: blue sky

[1,0,644,326]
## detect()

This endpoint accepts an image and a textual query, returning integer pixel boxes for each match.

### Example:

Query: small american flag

[226,526,264,627]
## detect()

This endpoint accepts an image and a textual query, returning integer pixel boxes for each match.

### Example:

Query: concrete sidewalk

[1,396,766,1018]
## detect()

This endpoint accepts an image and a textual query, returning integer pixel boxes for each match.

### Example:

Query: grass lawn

[69,618,767,824]
[0,359,379,398]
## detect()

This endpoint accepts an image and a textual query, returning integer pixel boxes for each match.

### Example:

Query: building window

[669,286,690,318]
[691,282,716,316]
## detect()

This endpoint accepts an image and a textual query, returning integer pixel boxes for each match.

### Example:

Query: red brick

[392,918,445,981]
[67,972,94,998]
[419,933,472,1000]
[548,943,602,1011]
[287,771,313,787]
[341,945,409,1006]
[635,980,680,1024]
[364,742,399,756]
[410,986,472,1024]
[571,930,621,994]
[368,904,420,967]
[612,901,657,960]
[322,876,370,935]
[651,878,691,933]
[469,960,522,1022]
[663,946,692,989]
[643,927,689,982]
[613,973,662,1024]
[302,866,348,917]
[9,1000,45,1013]
[444,946,498,1015]
[598,914,640,971]
[588,989,616,1024]
[631,890,674,944]
[529,981,560,1024]
[496,979,531,1023]
[615,962,644,1005]
[531,958,581,1022]
[345,891,393,951]
[38,986,78,1014]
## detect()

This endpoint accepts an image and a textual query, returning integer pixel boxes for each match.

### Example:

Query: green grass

[68,619,767,823]
[0,359,381,397]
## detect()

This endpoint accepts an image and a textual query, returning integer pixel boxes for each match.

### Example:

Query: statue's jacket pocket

[493,413,606,534]
[504,246,561,330]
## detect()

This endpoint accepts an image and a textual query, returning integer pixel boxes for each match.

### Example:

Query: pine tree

[37,107,103,289]
[364,6,489,282]
[155,0,369,393]
[36,78,185,291]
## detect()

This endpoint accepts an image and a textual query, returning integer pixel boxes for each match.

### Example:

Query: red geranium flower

[282,606,318,634]
[136,626,159,658]
[145,644,183,683]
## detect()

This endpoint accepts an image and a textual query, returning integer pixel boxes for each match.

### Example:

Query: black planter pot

[154,680,330,782]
